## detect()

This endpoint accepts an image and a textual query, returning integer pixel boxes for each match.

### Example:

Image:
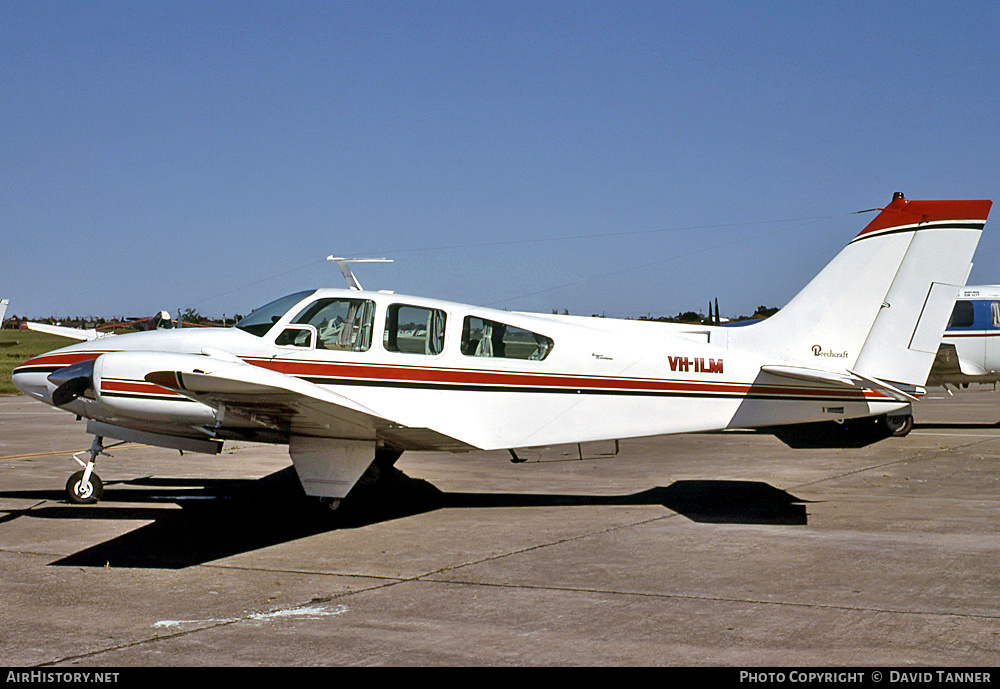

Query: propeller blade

[48,359,96,407]
[52,376,92,407]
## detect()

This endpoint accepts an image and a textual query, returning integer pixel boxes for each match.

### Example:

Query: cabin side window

[992,302,1000,328]
[948,301,975,329]
[383,304,447,355]
[289,298,376,351]
[461,317,554,360]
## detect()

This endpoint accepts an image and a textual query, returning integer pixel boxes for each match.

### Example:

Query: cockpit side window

[948,301,975,328]
[461,316,554,360]
[291,298,376,351]
[383,304,446,355]
[235,290,314,337]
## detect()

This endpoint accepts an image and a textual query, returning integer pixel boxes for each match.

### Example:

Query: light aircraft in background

[21,311,198,341]
[927,286,1000,388]
[0,299,11,347]
[11,194,992,507]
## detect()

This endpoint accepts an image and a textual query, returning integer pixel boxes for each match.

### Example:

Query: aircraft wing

[144,355,477,452]
[925,343,987,385]
[23,321,108,341]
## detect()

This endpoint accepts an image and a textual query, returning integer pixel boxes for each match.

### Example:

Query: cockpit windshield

[235,290,314,337]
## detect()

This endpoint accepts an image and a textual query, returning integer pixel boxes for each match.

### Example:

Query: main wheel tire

[66,470,103,504]
[886,414,914,437]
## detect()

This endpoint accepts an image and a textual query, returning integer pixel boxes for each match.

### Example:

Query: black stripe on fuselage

[299,375,878,403]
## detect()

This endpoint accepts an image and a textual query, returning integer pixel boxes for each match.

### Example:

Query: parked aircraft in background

[0,300,10,346]
[21,311,190,341]
[11,194,992,507]
[927,286,1000,388]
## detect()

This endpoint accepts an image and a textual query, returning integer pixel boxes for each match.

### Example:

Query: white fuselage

[13,288,904,452]
[930,286,1000,386]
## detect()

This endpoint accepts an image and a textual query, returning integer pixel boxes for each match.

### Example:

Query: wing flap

[925,343,987,384]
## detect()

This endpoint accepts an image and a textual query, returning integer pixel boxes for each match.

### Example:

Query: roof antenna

[326,257,393,291]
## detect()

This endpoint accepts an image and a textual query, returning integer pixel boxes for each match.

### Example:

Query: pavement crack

[792,434,1000,490]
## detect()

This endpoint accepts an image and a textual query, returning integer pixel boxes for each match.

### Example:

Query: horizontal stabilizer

[760,364,918,403]
[846,369,921,403]
[759,365,858,387]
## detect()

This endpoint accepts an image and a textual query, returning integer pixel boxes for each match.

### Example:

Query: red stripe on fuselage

[17,351,103,370]
[244,357,890,401]
[944,331,1000,338]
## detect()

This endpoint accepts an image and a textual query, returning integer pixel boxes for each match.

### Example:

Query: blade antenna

[326,257,393,291]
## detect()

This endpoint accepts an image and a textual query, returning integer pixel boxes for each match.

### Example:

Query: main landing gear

[65,435,124,504]
[885,413,914,437]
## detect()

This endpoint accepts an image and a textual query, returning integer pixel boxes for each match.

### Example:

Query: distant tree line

[0,311,240,330]
[636,304,779,324]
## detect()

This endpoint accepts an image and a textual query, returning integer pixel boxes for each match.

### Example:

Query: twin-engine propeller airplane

[927,285,1000,388]
[11,194,993,507]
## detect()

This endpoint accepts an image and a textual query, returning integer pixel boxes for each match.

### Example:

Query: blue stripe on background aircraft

[10,193,994,508]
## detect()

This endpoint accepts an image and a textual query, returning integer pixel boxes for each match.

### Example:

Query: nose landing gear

[66,435,124,504]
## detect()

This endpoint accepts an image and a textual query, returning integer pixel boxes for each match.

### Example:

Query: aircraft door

[947,300,985,374]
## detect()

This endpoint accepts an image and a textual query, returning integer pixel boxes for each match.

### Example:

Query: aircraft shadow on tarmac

[913,420,1000,430]
[0,468,809,569]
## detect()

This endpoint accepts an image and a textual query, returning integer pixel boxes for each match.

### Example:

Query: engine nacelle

[91,351,219,426]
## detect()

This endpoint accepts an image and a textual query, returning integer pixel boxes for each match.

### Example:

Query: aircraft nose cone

[11,367,32,395]
[11,354,56,399]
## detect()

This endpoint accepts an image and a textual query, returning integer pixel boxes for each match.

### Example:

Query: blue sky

[4,1,1000,321]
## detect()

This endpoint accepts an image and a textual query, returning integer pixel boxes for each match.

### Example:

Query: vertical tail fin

[728,193,991,386]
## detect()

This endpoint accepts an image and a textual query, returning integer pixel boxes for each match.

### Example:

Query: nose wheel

[66,436,122,504]
[67,469,103,504]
